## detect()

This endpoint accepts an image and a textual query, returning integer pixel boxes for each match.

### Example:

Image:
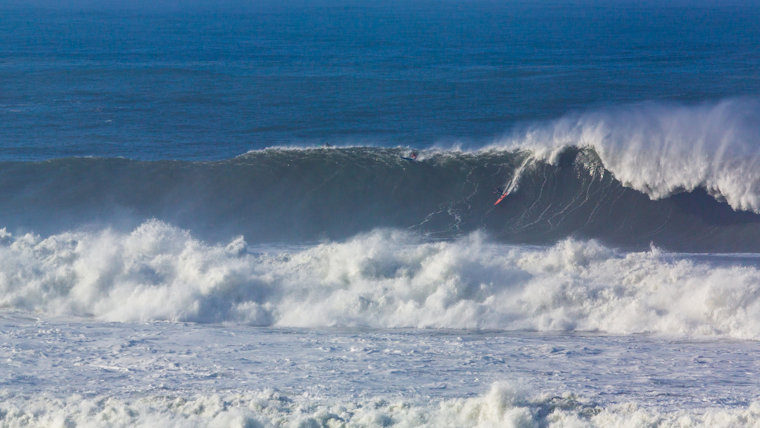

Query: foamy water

[2,314,759,428]
[2,221,760,338]
[5,2,760,423]
[4,221,760,426]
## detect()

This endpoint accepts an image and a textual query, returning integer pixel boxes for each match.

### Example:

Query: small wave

[3,221,760,337]
[1,383,759,428]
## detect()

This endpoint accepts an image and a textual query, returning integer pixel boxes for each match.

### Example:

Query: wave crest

[498,98,760,212]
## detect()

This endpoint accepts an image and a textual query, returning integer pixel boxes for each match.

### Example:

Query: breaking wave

[497,98,760,213]
[3,220,760,337]
[2,98,760,251]
[2,383,760,428]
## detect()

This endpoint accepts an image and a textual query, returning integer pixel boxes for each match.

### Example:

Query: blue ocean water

[2,0,758,160]
[5,2,760,426]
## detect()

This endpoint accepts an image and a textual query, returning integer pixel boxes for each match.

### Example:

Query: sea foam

[2,383,760,428]
[2,220,760,337]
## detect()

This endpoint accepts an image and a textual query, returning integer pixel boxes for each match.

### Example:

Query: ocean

[1,0,760,426]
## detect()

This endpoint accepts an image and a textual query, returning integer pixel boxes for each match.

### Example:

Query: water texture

[2,1,760,426]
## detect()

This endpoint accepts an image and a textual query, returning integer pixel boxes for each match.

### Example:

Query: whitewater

[3,100,760,426]
[3,101,760,426]
[4,1,760,426]
[2,219,760,338]
[497,98,760,213]
[4,318,760,428]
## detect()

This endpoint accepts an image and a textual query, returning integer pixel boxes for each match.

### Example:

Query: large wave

[4,220,760,337]
[2,98,760,251]
[497,98,760,212]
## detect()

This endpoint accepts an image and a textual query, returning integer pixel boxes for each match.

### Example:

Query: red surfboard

[494,192,508,206]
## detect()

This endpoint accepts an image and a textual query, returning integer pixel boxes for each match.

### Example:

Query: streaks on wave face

[1,142,760,251]
[487,147,760,252]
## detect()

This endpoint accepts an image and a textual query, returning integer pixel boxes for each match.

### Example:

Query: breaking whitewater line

[2,221,760,337]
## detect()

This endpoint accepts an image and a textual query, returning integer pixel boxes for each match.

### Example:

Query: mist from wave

[496,98,760,213]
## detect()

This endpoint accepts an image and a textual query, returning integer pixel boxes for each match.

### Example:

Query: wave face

[4,220,760,337]
[0,100,759,252]
[4,101,760,252]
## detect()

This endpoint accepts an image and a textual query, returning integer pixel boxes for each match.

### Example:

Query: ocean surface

[2,0,760,426]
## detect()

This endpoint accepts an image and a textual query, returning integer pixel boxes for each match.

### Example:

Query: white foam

[490,98,760,212]
[3,221,760,337]
[2,383,760,428]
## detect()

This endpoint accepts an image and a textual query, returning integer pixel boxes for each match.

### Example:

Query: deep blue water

[2,0,759,160]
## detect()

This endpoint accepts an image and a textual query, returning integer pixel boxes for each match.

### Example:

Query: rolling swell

[2,147,760,251]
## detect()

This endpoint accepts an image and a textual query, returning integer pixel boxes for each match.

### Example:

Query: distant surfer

[495,186,504,195]
[321,143,332,148]
[401,152,419,162]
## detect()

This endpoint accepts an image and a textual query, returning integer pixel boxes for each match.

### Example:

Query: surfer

[401,152,419,162]
[493,186,509,206]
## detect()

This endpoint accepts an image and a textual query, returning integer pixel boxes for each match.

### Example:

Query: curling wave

[3,220,760,337]
[499,98,760,212]
[1,99,760,251]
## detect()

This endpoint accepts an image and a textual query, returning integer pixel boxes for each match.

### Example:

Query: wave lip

[498,98,760,213]
[3,221,760,338]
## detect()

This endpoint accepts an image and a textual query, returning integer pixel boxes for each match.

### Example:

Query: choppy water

[3,315,760,426]
[2,1,760,426]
